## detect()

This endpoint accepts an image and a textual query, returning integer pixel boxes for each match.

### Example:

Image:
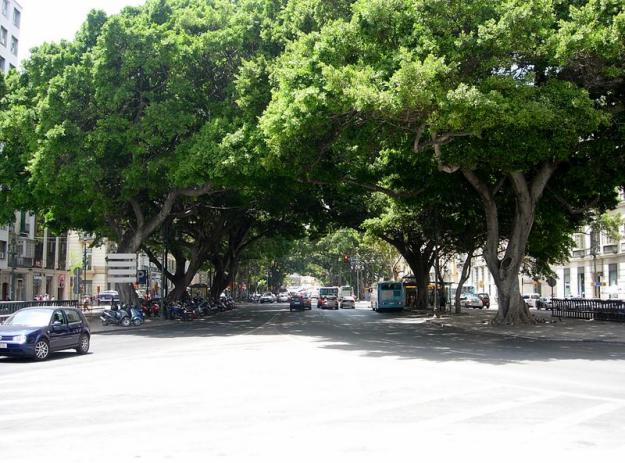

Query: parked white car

[461,293,483,309]
[259,293,276,303]
[522,293,541,308]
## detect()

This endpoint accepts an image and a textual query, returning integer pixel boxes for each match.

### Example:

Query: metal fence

[0,300,80,318]
[551,298,625,322]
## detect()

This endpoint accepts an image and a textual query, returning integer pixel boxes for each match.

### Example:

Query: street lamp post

[590,225,600,298]
[9,235,17,301]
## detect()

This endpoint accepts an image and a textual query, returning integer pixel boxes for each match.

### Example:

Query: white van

[339,286,353,301]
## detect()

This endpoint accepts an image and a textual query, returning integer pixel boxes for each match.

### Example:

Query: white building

[0,0,21,72]
[551,191,625,300]
[0,211,36,300]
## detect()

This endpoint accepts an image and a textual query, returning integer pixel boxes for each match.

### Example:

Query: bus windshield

[319,287,338,297]
[380,283,402,291]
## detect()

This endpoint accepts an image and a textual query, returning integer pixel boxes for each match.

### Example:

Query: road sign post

[105,253,138,284]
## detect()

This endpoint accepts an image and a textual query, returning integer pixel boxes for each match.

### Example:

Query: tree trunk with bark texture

[462,163,557,325]
[454,251,474,314]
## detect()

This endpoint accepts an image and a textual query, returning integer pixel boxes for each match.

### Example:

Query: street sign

[137,269,147,285]
[73,276,82,294]
[106,253,137,284]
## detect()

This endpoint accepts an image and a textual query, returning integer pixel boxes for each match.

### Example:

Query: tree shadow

[90,305,625,366]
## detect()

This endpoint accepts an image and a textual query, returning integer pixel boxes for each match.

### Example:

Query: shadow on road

[88,304,625,366]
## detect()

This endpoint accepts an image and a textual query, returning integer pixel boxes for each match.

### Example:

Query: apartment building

[552,191,625,300]
[0,0,21,72]
[0,213,70,301]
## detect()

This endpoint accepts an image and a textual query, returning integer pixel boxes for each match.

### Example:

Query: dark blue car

[0,307,91,361]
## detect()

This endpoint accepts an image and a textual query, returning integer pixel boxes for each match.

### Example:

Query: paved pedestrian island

[425,308,625,343]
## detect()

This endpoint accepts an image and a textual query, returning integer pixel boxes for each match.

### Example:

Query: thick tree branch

[530,161,559,203]
[546,186,600,215]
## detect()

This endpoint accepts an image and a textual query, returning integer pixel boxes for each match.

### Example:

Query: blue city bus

[371,281,405,311]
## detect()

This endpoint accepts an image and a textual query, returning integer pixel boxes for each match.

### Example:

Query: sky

[17,0,147,65]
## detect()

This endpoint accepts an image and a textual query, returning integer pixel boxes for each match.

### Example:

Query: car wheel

[33,339,50,361]
[121,317,131,327]
[76,334,90,355]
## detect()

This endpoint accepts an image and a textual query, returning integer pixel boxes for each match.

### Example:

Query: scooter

[100,304,131,327]
[127,304,145,326]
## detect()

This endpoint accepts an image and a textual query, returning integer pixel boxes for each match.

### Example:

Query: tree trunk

[491,268,532,324]
[455,251,474,314]
[403,255,431,310]
[462,164,557,325]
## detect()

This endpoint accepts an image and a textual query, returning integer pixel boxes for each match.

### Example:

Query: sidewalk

[424,308,625,344]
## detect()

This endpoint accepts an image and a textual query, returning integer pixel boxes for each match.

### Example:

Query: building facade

[0,213,70,301]
[0,0,21,72]
[551,191,625,300]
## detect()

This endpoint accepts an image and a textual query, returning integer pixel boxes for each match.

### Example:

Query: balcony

[603,244,619,254]
[572,249,586,258]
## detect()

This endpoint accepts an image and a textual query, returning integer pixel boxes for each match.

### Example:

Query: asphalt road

[1,303,624,461]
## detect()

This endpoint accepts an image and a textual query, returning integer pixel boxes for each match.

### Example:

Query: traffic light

[343,255,350,264]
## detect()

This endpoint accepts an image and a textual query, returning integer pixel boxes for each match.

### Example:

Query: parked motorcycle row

[100,303,145,327]
[167,296,236,321]
[100,297,237,327]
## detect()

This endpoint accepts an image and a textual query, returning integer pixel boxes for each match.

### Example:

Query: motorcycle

[141,299,160,318]
[168,303,193,321]
[100,304,131,327]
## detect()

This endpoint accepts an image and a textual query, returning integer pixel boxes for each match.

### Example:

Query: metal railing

[551,298,625,322]
[0,300,80,318]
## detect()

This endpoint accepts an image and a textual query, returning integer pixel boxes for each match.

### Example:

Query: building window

[574,233,585,249]
[12,7,19,28]
[603,231,618,246]
[86,249,93,271]
[0,240,6,259]
[0,55,5,72]
[0,27,6,46]
[1,1,8,17]
[577,267,585,298]
[10,35,17,56]
[563,268,571,298]
[609,263,618,287]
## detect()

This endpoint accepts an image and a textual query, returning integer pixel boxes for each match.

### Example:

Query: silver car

[340,296,355,309]
[462,293,484,309]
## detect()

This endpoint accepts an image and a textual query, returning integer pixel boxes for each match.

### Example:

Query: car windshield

[4,309,52,327]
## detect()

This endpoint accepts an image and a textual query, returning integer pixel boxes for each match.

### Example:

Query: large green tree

[261,0,625,324]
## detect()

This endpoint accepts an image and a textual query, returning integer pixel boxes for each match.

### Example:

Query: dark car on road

[0,307,91,361]
[477,293,490,309]
[289,293,312,311]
